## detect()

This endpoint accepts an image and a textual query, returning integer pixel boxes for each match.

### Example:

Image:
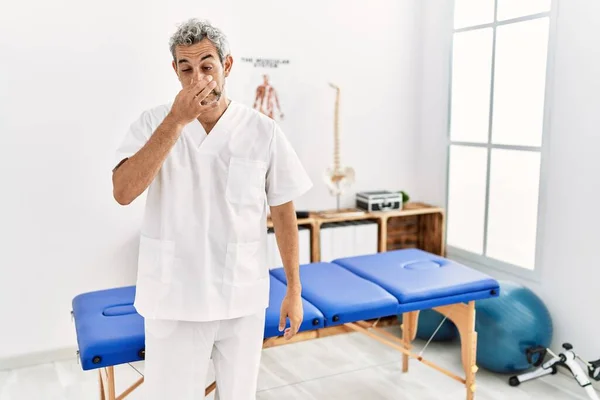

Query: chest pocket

[226,157,267,205]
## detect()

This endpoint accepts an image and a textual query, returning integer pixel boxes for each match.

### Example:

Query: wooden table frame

[97,301,478,400]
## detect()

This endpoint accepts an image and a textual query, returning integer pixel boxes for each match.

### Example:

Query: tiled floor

[0,327,593,399]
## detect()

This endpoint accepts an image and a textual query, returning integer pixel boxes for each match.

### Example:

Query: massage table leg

[433,301,477,400]
[98,367,116,400]
[98,370,105,400]
[107,367,116,400]
[205,382,216,396]
[401,311,419,373]
[98,366,144,400]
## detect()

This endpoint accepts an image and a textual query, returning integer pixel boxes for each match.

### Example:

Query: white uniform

[114,100,312,399]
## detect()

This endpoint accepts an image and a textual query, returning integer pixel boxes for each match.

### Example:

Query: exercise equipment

[72,248,500,400]
[509,343,600,400]
[474,280,553,373]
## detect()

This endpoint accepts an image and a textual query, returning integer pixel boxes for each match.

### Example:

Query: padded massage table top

[331,249,500,312]
[72,249,499,370]
[269,262,398,325]
[72,286,144,370]
[265,275,325,338]
[72,276,326,370]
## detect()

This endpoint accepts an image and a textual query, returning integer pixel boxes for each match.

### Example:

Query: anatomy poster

[231,57,291,122]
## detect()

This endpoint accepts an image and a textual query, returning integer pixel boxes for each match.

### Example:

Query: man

[111,18,312,400]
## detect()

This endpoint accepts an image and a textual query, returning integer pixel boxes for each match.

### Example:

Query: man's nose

[194,72,208,82]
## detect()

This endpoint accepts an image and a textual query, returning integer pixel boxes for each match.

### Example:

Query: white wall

[418,0,600,377]
[0,0,421,365]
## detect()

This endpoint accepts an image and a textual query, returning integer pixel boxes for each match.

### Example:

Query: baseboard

[0,346,78,371]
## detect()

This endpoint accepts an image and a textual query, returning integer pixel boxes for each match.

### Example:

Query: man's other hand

[278,291,303,340]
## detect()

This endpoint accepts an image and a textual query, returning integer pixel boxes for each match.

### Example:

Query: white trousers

[142,309,266,400]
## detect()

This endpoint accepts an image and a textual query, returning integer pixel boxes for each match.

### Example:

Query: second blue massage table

[72,248,500,400]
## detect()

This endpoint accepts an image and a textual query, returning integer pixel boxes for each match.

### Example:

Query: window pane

[454,0,494,29]
[450,28,493,143]
[486,149,541,269]
[447,145,488,254]
[497,0,551,21]
[491,18,550,147]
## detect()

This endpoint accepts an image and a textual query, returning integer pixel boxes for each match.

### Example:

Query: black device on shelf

[356,191,402,212]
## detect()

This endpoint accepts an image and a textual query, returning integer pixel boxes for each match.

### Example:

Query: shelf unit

[268,202,445,262]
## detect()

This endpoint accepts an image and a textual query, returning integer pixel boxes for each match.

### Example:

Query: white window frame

[444,0,558,282]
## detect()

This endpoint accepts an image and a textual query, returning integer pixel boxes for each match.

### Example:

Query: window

[446,0,552,273]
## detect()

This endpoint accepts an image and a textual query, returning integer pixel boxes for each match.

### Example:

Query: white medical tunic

[115,100,313,322]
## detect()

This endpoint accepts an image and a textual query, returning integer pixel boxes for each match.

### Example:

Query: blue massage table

[72,249,499,400]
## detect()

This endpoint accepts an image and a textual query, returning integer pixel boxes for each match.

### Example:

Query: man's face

[172,38,233,105]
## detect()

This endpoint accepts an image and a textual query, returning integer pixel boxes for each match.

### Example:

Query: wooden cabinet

[268,202,445,262]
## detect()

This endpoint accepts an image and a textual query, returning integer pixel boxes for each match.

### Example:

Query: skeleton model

[253,74,283,120]
[323,83,355,209]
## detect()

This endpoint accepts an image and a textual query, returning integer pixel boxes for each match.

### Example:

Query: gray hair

[169,18,230,64]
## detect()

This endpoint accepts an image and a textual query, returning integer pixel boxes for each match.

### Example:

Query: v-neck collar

[183,100,239,153]
[185,119,207,149]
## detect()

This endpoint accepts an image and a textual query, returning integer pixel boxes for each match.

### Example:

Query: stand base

[509,365,557,386]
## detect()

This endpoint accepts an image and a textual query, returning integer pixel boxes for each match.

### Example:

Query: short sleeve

[113,110,154,170]
[265,122,313,206]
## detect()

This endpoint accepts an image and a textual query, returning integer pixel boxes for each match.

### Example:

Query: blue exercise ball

[397,309,459,341]
[416,309,458,341]
[475,280,553,373]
